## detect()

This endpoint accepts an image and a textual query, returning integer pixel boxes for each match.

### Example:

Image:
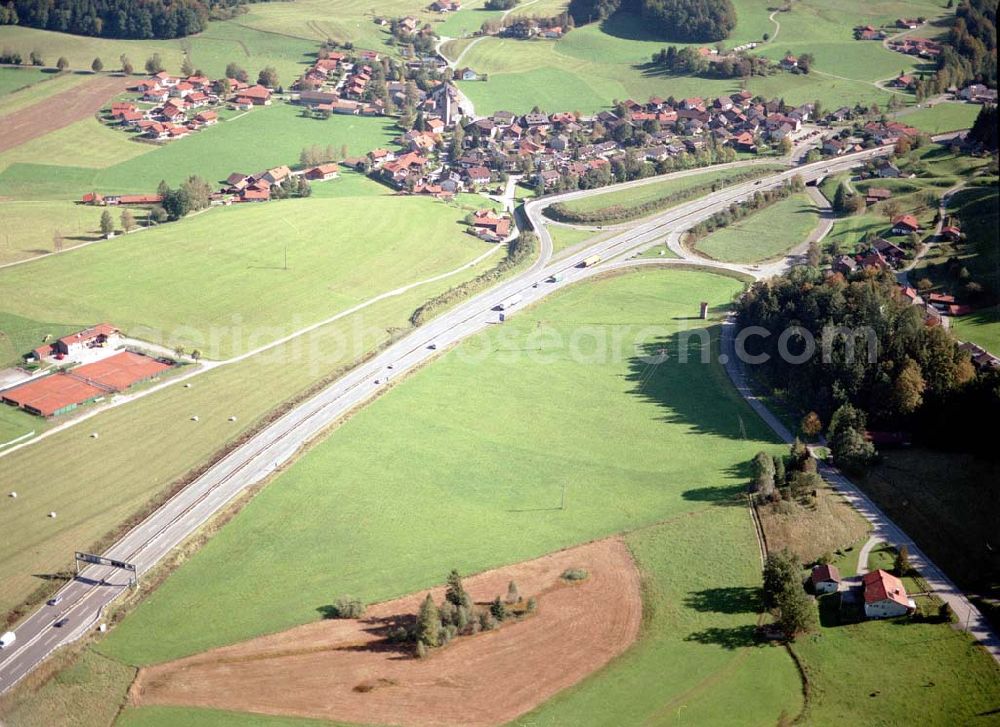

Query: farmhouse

[470,209,511,241]
[305,163,340,181]
[810,564,841,595]
[891,215,921,235]
[863,569,915,619]
[54,323,122,358]
[239,85,272,106]
[865,187,892,204]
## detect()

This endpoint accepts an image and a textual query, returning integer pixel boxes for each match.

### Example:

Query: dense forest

[568,0,736,42]
[735,267,999,463]
[0,0,262,39]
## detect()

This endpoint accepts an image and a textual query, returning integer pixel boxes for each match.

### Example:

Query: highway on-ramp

[0,146,900,693]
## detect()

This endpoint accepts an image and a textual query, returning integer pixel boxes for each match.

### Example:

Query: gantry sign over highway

[74,552,137,572]
[74,551,138,587]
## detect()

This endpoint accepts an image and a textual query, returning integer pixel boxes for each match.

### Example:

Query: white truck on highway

[497,293,523,311]
[0,631,15,649]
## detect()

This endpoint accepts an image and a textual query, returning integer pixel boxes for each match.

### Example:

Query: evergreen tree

[91,56,103,72]
[99,210,114,237]
[445,570,467,607]
[56,56,69,71]
[416,594,440,646]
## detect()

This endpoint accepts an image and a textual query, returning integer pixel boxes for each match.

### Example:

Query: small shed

[810,564,841,595]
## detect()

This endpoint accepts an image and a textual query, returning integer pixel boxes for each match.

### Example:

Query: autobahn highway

[0,145,895,694]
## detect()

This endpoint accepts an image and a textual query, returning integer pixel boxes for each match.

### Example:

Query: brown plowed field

[0,74,131,153]
[130,537,642,726]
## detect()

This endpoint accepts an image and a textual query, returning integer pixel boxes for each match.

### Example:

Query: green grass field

[121,504,806,726]
[454,0,943,115]
[546,224,601,255]
[0,104,398,199]
[95,268,786,666]
[901,103,983,134]
[554,165,784,220]
[0,200,114,264]
[0,189,490,357]
[694,192,818,263]
[0,247,506,619]
[0,22,314,83]
[0,117,153,178]
[0,66,51,96]
[0,69,89,117]
[0,405,40,446]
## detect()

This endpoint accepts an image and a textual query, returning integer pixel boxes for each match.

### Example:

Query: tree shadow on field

[685,624,760,650]
[681,484,745,506]
[315,606,419,660]
[626,329,756,442]
[685,586,762,614]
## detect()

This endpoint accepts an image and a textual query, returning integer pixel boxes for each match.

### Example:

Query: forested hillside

[0,0,263,39]
[568,0,736,42]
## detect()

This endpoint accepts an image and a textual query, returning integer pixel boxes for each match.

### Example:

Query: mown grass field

[902,102,983,134]
[694,192,818,263]
[0,66,51,96]
[0,104,398,199]
[554,164,784,220]
[0,246,505,619]
[0,188,491,357]
[95,269,786,665]
[547,224,602,255]
[0,406,39,446]
[0,200,113,264]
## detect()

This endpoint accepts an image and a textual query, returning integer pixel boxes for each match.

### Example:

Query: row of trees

[568,0,735,42]
[762,550,816,637]
[648,46,772,79]
[688,176,803,240]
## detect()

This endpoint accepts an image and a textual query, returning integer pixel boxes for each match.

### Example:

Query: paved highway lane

[0,145,901,693]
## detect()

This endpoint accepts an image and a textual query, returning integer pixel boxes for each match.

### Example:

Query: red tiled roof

[862,569,910,608]
[892,214,920,230]
[810,564,840,584]
[72,351,171,391]
[2,375,106,416]
[58,323,119,348]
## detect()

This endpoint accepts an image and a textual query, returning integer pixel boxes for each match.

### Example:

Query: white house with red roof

[863,569,915,618]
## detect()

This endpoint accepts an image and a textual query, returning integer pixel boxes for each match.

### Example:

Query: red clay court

[73,351,173,392]
[2,351,172,416]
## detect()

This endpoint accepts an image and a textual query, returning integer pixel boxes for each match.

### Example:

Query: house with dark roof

[811,564,841,595]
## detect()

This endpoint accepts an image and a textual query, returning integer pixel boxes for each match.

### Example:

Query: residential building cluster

[105,71,272,142]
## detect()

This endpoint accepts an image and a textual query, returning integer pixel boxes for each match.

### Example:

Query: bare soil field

[0,74,130,153]
[130,538,642,726]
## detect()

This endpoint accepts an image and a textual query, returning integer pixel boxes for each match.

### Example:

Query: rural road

[719,317,1000,663]
[0,144,923,694]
